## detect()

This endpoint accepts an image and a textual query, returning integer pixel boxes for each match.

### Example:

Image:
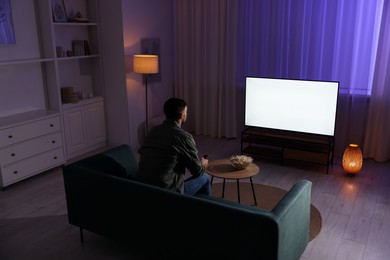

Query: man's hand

[201,156,208,167]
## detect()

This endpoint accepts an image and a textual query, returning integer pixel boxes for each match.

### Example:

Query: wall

[122,0,174,149]
[99,1,130,147]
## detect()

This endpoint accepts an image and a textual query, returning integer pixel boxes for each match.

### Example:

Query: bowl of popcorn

[230,155,253,170]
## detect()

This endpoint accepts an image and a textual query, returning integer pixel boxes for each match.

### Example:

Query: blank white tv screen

[245,77,339,136]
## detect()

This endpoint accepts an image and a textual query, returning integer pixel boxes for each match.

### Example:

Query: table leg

[236,179,240,203]
[250,177,257,206]
[222,178,226,198]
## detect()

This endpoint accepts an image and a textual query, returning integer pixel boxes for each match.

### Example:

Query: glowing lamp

[133,55,159,74]
[133,55,159,134]
[342,144,363,176]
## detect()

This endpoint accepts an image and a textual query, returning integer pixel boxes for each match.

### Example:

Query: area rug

[211,182,322,241]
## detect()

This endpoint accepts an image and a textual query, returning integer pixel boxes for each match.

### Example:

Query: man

[136,97,211,196]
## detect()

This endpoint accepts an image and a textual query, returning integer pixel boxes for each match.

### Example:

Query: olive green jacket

[136,119,205,193]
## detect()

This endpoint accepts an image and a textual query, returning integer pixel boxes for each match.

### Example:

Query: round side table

[206,159,259,205]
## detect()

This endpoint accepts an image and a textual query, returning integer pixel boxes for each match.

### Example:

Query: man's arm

[181,135,205,177]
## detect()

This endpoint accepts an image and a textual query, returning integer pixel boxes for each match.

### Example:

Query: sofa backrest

[72,144,138,179]
[63,162,278,257]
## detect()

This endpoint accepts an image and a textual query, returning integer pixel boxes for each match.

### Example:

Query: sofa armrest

[272,180,312,260]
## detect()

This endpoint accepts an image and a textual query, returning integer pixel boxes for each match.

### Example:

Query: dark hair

[164,98,187,120]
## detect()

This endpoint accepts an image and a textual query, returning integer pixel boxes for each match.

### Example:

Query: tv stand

[241,127,334,173]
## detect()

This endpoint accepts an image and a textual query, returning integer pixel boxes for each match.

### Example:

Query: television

[245,77,339,136]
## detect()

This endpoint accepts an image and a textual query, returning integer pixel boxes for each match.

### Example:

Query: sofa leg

[80,228,84,243]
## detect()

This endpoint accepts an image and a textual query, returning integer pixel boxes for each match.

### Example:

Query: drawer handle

[52,140,56,144]
[8,135,13,139]
[11,153,15,157]
[54,156,58,160]
[50,124,54,127]
[13,170,18,174]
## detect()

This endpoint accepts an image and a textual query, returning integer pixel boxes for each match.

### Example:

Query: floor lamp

[133,54,159,134]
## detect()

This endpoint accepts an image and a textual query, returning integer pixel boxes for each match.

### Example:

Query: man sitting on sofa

[135,97,211,196]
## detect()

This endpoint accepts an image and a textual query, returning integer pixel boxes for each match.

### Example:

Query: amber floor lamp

[133,54,159,134]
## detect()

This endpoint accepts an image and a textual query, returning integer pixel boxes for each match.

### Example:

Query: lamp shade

[342,144,363,175]
[133,54,159,74]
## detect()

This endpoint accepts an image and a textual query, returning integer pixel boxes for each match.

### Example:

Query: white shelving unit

[0,0,108,188]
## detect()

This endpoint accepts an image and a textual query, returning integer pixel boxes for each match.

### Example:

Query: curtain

[173,0,389,160]
[173,0,238,138]
[363,0,390,162]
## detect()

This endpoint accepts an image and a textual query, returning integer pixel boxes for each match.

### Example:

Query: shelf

[56,54,99,61]
[62,96,103,109]
[243,145,282,158]
[241,127,334,173]
[53,22,98,26]
[242,127,331,144]
[0,58,55,66]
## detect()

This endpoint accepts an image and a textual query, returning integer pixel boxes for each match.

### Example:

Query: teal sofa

[62,144,312,260]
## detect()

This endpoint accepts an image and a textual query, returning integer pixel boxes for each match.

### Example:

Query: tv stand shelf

[241,127,334,173]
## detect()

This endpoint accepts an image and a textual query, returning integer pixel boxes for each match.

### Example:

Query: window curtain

[173,0,389,160]
[363,0,390,162]
[173,0,238,138]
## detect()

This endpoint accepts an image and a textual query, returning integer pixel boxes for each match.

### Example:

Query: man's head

[164,98,187,123]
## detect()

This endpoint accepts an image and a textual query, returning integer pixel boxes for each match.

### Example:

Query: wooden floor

[1,135,390,260]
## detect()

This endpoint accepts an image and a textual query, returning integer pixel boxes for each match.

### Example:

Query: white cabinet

[84,100,106,145]
[0,114,65,188]
[62,98,106,159]
[0,0,107,187]
[63,106,86,154]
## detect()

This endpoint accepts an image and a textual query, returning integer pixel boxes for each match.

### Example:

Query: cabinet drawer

[0,132,63,165]
[0,116,61,147]
[0,148,64,187]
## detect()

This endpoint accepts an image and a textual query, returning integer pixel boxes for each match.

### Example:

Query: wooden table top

[206,159,260,179]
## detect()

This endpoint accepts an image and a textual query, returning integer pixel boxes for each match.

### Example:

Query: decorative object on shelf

[342,144,363,176]
[68,10,89,23]
[230,155,254,170]
[67,9,75,22]
[83,40,90,55]
[75,11,88,23]
[72,40,85,56]
[51,0,67,23]
[56,46,65,57]
[75,17,88,23]
[61,86,79,104]
[133,54,159,134]
[0,0,15,45]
